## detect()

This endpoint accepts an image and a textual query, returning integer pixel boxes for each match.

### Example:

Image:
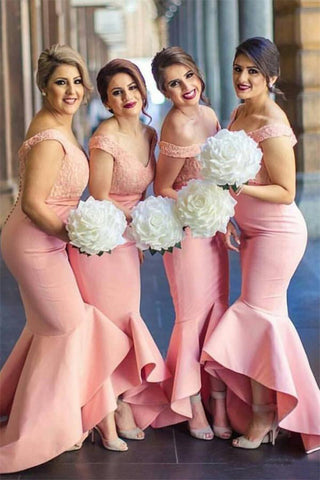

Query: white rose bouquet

[127,195,184,254]
[66,196,127,255]
[199,129,262,190]
[175,179,236,238]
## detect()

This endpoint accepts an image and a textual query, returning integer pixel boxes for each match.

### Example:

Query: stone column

[203,0,220,116]
[218,0,239,125]
[168,10,178,46]
[193,0,205,74]
[185,0,195,56]
[239,0,273,41]
[274,0,320,237]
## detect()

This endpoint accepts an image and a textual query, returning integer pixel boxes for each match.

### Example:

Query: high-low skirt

[0,200,132,473]
[202,194,320,453]
[152,229,229,428]
[68,193,170,429]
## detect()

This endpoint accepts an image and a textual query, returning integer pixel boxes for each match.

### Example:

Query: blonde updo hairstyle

[151,46,209,105]
[36,44,93,103]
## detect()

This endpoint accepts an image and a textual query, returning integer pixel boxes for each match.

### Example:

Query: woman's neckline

[92,132,155,168]
[23,128,87,158]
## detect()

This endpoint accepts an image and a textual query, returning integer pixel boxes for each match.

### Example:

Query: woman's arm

[89,148,132,221]
[239,136,296,204]
[154,153,185,200]
[21,140,69,242]
[224,220,241,253]
[154,114,189,199]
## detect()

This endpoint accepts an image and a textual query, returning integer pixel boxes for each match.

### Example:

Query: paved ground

[0,237,319,479]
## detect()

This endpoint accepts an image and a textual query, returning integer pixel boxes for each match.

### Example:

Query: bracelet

[235,184,244,196]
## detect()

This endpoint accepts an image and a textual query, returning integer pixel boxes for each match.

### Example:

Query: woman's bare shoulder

[261,101,290,128]
[144,124,157,140]
[25,112,62,140]
[94,117,119,136]
[201,104,218,120]
[160,114,196,146]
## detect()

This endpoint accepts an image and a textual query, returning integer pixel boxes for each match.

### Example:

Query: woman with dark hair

[202,37,320,453]
[0,45,134,473]
[68,59,169,451]
[150,47,231,441]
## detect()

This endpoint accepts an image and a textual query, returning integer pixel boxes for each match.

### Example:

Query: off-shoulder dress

[202,120,320,454]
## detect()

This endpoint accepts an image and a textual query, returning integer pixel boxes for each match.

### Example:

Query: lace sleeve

[19,129,68,157]
[89,135,121,157]
[250,124,297,147]
[159,141,200,158]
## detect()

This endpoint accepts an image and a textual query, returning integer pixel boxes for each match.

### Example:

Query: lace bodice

[89,132,156,195]
[159,141,201,189]
[229,108,297,185]
[18,129,89,199]
[248,125,297,185]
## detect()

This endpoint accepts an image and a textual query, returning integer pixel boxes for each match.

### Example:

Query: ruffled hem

[110,313,171,429]
[0,304,131,474]
[201,299,320,453]
[67,242,171,430]
[152,300,227,428]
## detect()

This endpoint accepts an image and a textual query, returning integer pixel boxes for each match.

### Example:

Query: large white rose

[128,196,184,253]
[200,129,262,187]
[66,196,127,255]
[175,179,236,238]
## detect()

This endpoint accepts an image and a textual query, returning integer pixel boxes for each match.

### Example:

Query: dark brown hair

[96,59,150,120]
[234,37,283,96]
[151,46,209,105]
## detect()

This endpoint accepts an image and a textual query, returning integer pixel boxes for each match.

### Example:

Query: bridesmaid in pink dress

[68,59,170,448]
[202,37,320,453]
[0,45,134,473]
[150,47,231,441]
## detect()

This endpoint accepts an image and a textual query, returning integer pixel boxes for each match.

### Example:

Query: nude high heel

[116,398,145,440]
[188,393,214,441]
[232,403,278,450]
[92,426,128,452]
[210,390,232,440]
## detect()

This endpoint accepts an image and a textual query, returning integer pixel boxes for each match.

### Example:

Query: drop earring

[41,91,46,97]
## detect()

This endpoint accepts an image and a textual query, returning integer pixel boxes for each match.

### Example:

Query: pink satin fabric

[152,140,229,428]
[202,121,320,453]
[68,133,170,429]
[0,130,132,473]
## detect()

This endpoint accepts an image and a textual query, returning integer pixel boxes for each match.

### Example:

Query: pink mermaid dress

[68,132,170,429]
[202,123,320,453]
[152,141,229,428]
[0,130,134,473]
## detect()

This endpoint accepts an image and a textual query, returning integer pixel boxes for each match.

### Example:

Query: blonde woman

[0,45,131,473]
